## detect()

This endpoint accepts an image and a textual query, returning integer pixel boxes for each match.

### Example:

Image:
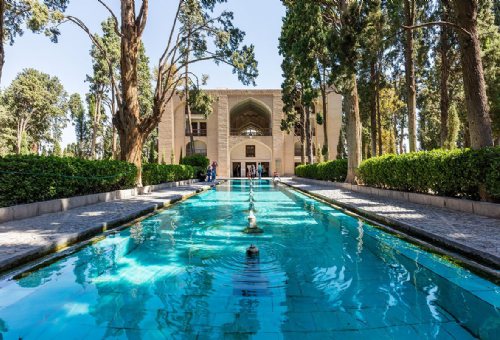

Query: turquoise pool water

[0,180,498,339]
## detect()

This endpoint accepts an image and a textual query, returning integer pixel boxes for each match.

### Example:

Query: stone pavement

[0,181,217,273]
[281,178,500,271]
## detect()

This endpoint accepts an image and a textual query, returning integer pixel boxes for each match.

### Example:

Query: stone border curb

[293,177,500,219]
[0,179,200,223]
[282,180,500,276]
[0,181,219,275]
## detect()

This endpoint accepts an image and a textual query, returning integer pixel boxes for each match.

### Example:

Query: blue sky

[3,0,286,146]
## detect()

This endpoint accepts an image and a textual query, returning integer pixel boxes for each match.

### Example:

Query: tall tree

[68,93,88,157]
[280,1,334,161]
[0,98,15,154]
[453,0,493,148]
[67,0,257,185]
[403,0,418,152]
[320,0,368,183]
[4,68,67,154]
[478,0,500,145]
[0,0,69,82]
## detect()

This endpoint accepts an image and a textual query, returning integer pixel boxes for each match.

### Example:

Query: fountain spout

[243,209,263,234]
[246,244,259,256]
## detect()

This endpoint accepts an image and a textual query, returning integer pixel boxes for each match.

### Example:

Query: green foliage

[0,101,16,155]
[68,93,88,157]
[180,154,210,168]
[188,86,215,118]
[0,155,137,207]
[142,163,195,186]
[4,68,68,153]
[358,148,500,201]
[295,159,348,182]
[177,0,258,86]
[478,0,500,141]
[3,1,69,45]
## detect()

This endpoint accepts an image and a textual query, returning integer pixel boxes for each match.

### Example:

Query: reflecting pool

[0,180,498,339]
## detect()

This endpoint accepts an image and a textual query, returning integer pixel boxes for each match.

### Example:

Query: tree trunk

[453,0,493,148]
[112,126,118,159]
[439,0,451,148]
[184,30,195,156]
[299,107,306,164]
[377,92,383,155]
[305,105,313,164]
[376,67,383,156]
[0,0,5,83]
[91,95,101,159]
[345,75,362,184]
[321,85,329,160]
[16,119,24,155]
[370,61,377,157]
[404,0,417,152]
[115,0,144,185]
[119,127,143,187]
[111,87,118,159]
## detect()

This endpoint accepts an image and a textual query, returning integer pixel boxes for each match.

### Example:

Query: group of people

[246,163,264,179]
[207,162,278,181]
[206,161,218,182]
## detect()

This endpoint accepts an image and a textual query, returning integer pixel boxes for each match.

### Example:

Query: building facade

[158,89,342,177]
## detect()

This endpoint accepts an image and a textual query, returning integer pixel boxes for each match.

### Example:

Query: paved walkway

[0,182,216,273]
[282,178,500,271]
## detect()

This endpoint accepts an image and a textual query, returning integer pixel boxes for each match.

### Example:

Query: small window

[246,145,256,157]
[199,122,207,136]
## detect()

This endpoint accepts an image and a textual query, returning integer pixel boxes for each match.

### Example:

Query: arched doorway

[230,98,272,136]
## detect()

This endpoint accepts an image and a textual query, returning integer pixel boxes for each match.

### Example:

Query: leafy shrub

[295,159,347,182]
[0,155,137,207]
[142,163,195,186]
[358,147,500,201]
[180,154,210,169]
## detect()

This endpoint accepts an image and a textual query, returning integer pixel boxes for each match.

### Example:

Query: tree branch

[136,0,149,37]
[159,0,183,65]
[64,16,122,110]
[96,0,122,37]
[402,21,471,37]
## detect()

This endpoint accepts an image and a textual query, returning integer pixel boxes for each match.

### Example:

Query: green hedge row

[358,147,500,201]
[180,155,210,180]
[0,155,137,207]
[0,155,202,207]
[142,163,195,186]
[295,159,348,182]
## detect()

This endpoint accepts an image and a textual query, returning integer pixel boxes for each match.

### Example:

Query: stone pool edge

[0,181,222,278]
[279,180,500,282]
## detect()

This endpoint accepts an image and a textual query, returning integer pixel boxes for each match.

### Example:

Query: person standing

[206,164,212,182]
[211,161,218,182]
[236,163,241,177]
[257,163,263,179]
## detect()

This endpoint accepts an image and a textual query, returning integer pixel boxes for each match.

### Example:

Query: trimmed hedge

[0,155,137,207]
[295,159,348,182]
[358,147,500,201]
[180,155,210,180]
[180,154,210,168]
[142,163,195,186]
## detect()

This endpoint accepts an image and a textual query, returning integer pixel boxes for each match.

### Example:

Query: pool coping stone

[0,180,221,275]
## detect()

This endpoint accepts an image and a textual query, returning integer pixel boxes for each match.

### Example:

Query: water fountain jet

[246,244,259,256]
[243,209,263,234]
